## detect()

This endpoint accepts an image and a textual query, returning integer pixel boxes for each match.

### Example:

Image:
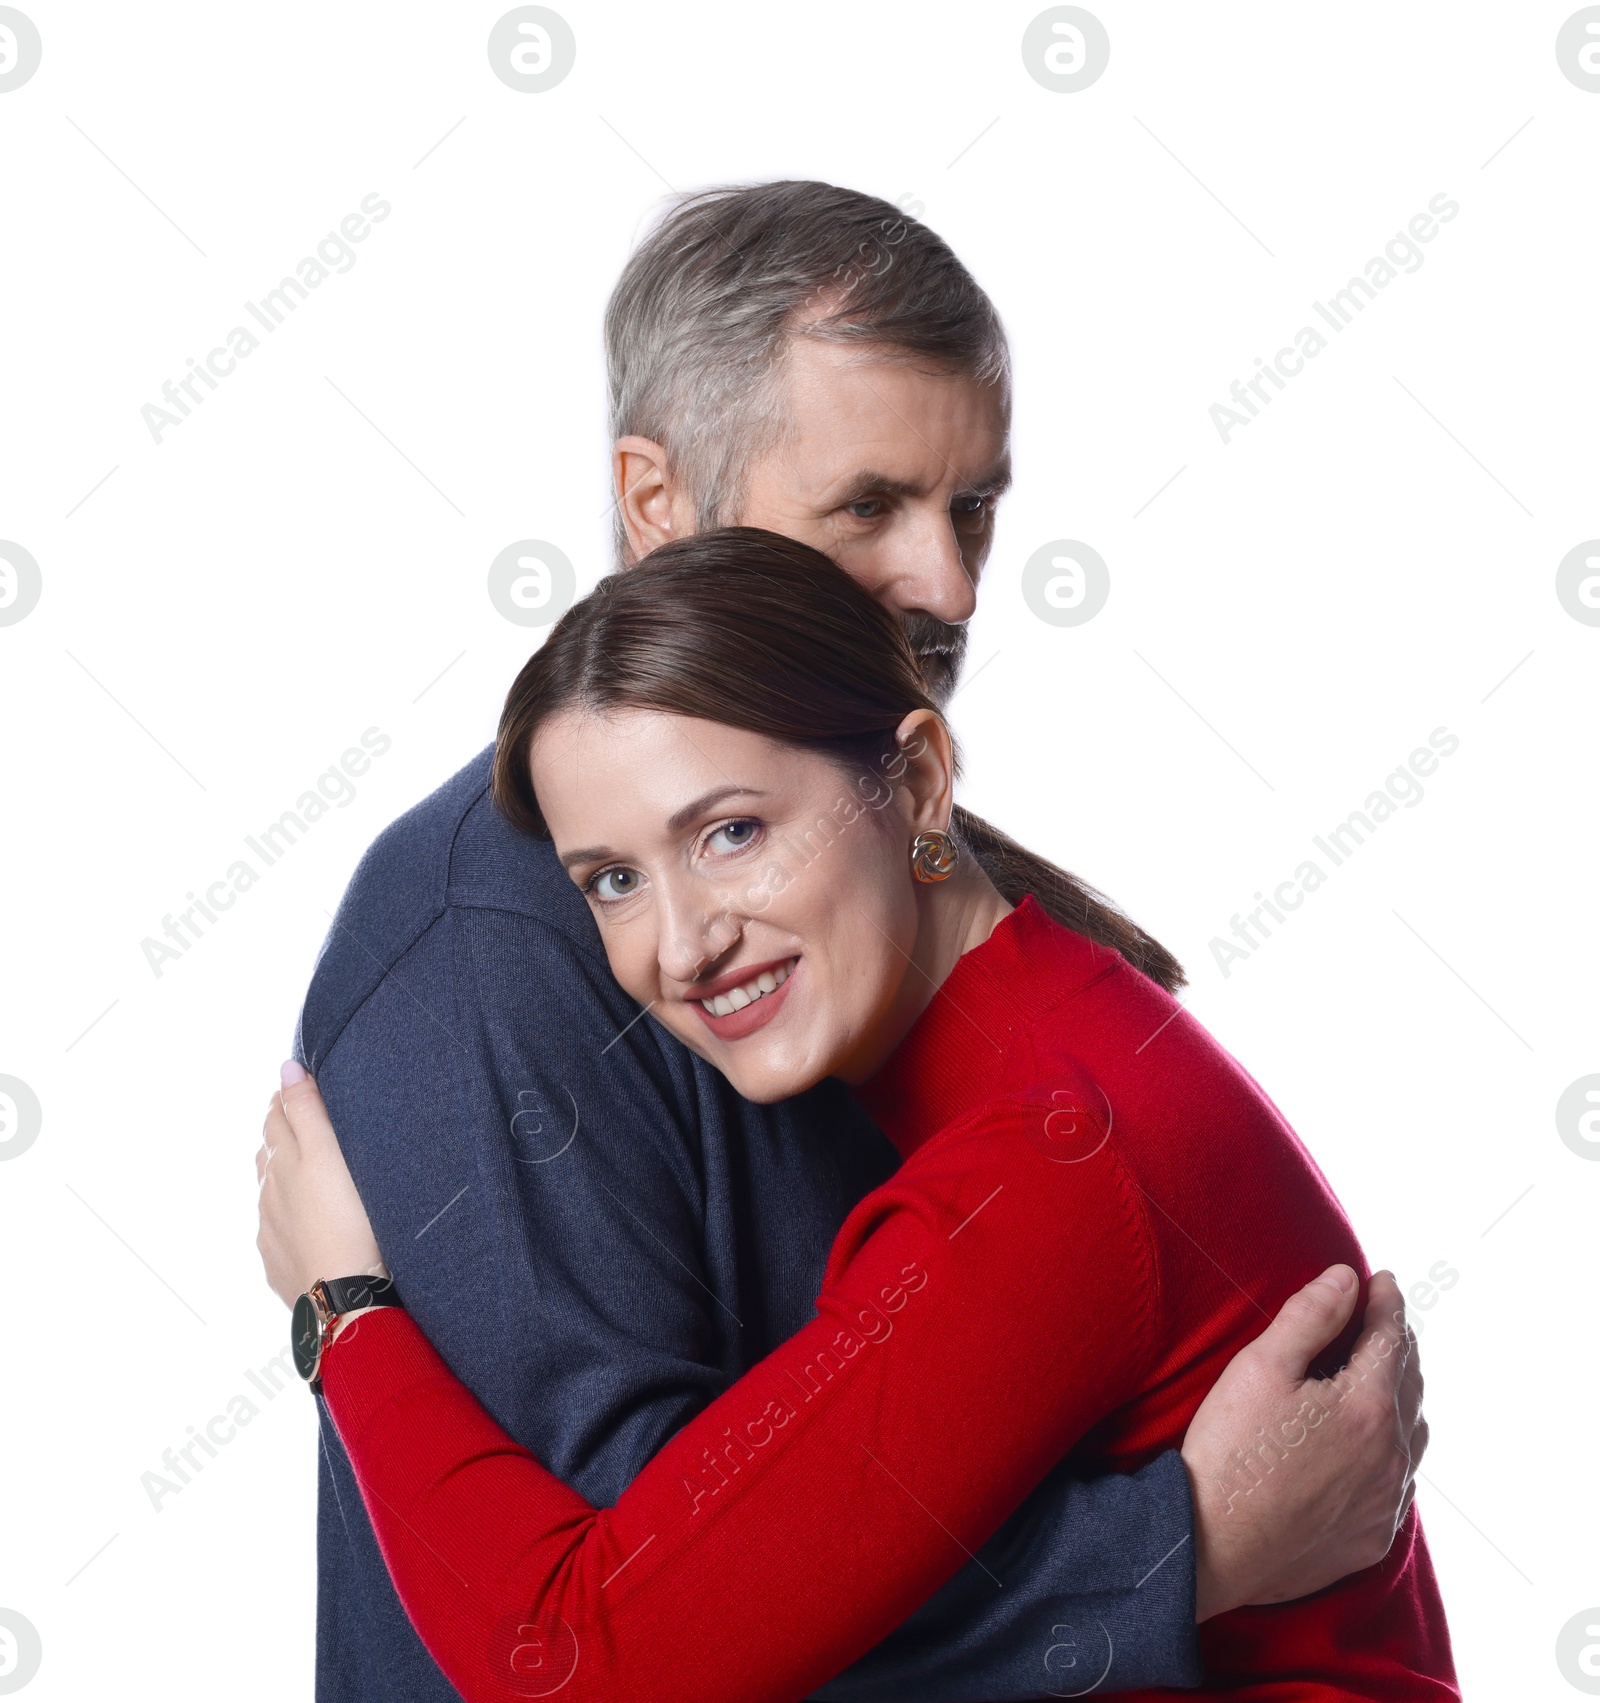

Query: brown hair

[493,529,1185,993]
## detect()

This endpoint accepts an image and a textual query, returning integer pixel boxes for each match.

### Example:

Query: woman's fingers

[256,1081,299,1183]
[278,1062,339,1150]
[255,1061,386,1307]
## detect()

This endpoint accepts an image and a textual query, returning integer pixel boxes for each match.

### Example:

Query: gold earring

[910,829,959,883]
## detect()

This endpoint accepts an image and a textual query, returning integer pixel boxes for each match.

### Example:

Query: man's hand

[1181,1265,1426,1622]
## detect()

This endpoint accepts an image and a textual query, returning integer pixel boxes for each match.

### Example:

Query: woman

[257,529,1456,1700]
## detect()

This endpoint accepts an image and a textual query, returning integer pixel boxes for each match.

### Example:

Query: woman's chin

[725,1076,798,1106]
[666,1018,831,1104]
[725,1069,823,1110]
[719,1049,829,1105]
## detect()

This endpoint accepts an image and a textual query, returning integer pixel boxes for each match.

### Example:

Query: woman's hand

[256,1062,386,1308]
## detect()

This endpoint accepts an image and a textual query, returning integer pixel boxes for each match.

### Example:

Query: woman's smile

[690,955,799,1040]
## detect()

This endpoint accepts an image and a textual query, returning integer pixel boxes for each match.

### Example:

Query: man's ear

[892,710,956,831]
[614,436,685,563]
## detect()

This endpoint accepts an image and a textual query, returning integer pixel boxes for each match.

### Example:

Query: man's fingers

[1347,1271,1411,1396]
[1397,1334,1425,1430]
[1390,1285,1425,1426]
[1249,1265,1361,1383]
[1408,1414,1430,1470]
[1395,1475,1417,1534]
[1361,1269,1407,1335]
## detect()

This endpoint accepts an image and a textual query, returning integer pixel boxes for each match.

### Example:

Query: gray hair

[604,181,1011,558]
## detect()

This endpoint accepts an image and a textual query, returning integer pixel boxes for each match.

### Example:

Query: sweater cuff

[1114,1447,1203,1689]
[1027,1448,1202,1695]
[319,1305,456,1439]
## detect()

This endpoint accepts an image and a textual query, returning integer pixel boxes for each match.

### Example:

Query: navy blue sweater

[296,749,1201,1700]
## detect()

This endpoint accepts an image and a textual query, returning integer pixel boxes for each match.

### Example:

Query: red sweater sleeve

[321,1093,1159,1703]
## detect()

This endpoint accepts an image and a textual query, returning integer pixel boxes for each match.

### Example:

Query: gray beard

[904,614,969,707]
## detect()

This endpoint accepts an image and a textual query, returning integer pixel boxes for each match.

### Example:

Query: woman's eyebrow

[559,843,616,871]
[666,785,766,833]
[559,787,767,871]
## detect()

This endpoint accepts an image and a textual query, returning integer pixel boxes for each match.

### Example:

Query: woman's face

[531,707,929,1103]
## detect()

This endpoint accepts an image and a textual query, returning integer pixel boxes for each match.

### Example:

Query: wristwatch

[292,1273,403,1394]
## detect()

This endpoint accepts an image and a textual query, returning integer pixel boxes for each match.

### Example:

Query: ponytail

[952,806,1186,993]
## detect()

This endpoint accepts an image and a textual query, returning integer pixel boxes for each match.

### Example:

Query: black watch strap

[320,1273,402,1314]
[294,1275,404,1395]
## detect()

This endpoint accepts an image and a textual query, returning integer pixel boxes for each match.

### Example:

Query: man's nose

[879,511,977,627]
[656,881,744,987]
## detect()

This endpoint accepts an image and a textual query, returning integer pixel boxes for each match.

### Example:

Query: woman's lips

[691,959,799,1042]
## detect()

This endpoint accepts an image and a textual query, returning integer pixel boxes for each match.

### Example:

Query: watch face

[291,1291,323,1383]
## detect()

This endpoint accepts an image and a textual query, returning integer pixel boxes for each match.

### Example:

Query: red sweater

[323,896,1457,1701]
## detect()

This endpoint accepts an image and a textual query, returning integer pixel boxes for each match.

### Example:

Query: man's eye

[706,819,761,855]
[847,499,885,519]
[953,494,990,518]
[590,866,644,901]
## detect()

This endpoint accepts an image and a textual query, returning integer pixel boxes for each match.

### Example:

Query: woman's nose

[656,888,745,987]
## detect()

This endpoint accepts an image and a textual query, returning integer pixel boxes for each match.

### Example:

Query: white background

[2,3,1597,1697]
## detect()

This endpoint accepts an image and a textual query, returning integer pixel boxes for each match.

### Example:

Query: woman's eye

[705,819,761,855]
[591,866,643,901]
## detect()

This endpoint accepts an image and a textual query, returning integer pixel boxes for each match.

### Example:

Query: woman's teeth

[701,960,794,1018]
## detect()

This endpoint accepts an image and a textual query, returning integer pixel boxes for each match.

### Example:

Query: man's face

[731,340,1011,703]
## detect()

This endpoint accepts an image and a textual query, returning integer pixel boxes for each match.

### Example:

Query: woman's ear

[614,436,685,562]
[891,710,956,831]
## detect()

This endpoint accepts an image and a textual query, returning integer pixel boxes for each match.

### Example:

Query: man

[297,182,1425,1700]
